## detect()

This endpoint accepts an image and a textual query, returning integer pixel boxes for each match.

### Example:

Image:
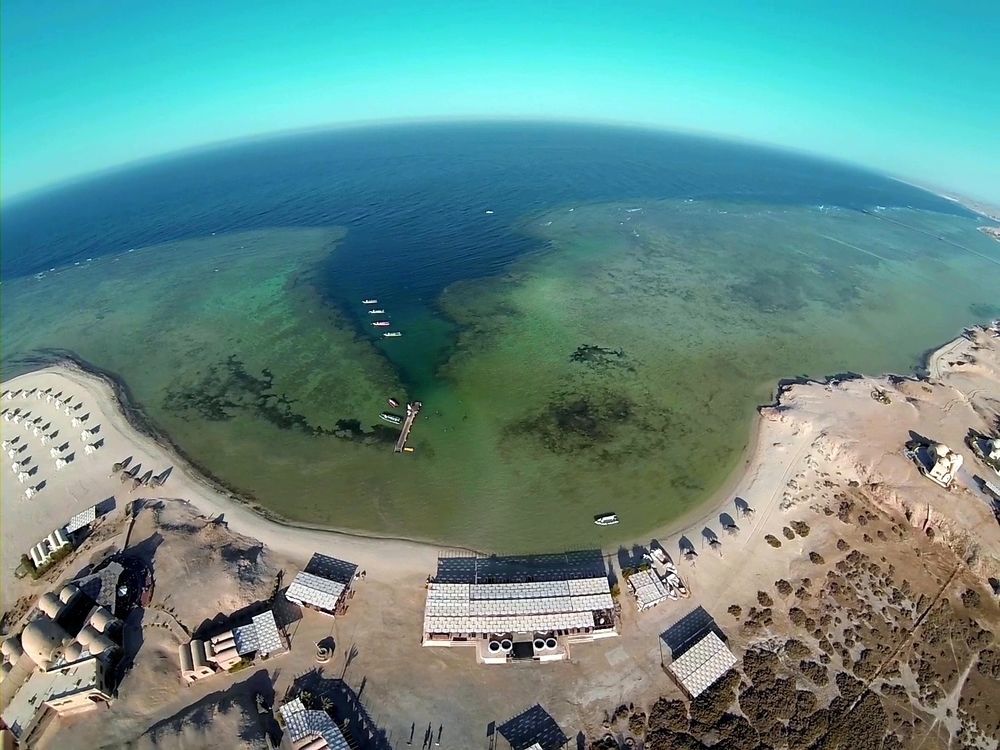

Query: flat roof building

[667,631,737,698]
[422,554,617,664]
[1,657,112,745]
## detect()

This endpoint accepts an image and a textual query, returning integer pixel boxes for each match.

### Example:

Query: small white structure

[279,697,351,750]
[55,458,70,471]
[24,486,38,499]
[84,444,97,455]
[50,447,63,458]
[627,568,674,611]
[30,528,71,568]
[925,443,963,487]
[667,631,737,698]
[71,417,82,427]
[985,438,1000,463]
[17,471,31,484]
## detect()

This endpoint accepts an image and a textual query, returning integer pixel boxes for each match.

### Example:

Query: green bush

[227,658,251,673]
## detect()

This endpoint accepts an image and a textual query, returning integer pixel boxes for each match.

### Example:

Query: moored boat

[372,321,391,327]
[388,398,400,408]
[383,331,402,337]
[368,309,385,314]
[379,412,402,425]
[594,512,619,526]
[362,299,378,305]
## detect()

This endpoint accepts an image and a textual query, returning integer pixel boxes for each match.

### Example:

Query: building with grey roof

[667,631,737,698]
[279,697,351,750]
[422,553,617,664]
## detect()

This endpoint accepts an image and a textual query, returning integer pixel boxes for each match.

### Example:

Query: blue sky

[2,1,998,201]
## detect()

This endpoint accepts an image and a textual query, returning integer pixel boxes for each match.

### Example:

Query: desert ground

[2,323,999,749]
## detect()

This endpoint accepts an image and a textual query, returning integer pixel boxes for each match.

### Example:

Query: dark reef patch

[570,344,636,372]
[969,302,1000,319]
[164,355,395,445]
[506,386,672,459]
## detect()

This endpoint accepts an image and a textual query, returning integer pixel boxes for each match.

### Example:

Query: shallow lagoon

[3,198,998,551]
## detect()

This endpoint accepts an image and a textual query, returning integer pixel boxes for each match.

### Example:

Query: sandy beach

[3,323,999,748]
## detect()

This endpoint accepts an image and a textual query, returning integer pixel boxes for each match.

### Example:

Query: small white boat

[362,299,378,305]
[383,331,403,338]
[368,309,385,314]
[372,321,391,327]
[594,513,619,526]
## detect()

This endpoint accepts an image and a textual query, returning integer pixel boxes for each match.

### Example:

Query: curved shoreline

[3,322,984,560]
[3,348,479,556]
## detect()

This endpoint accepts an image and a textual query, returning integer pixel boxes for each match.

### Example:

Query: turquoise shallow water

[2,124,998,551]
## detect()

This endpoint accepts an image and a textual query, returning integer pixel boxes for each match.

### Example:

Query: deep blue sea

[2,121,968,289]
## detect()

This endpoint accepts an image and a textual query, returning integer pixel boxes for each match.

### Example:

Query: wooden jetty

[394,401,422,453]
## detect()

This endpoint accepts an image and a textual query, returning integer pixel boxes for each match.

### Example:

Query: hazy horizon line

[3,115,997,213]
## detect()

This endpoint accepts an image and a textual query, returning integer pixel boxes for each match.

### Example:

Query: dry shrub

[647,698,689,733]
[791,520,811,537]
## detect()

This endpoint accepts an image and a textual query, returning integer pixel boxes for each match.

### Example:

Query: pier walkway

[394,401,422,453]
